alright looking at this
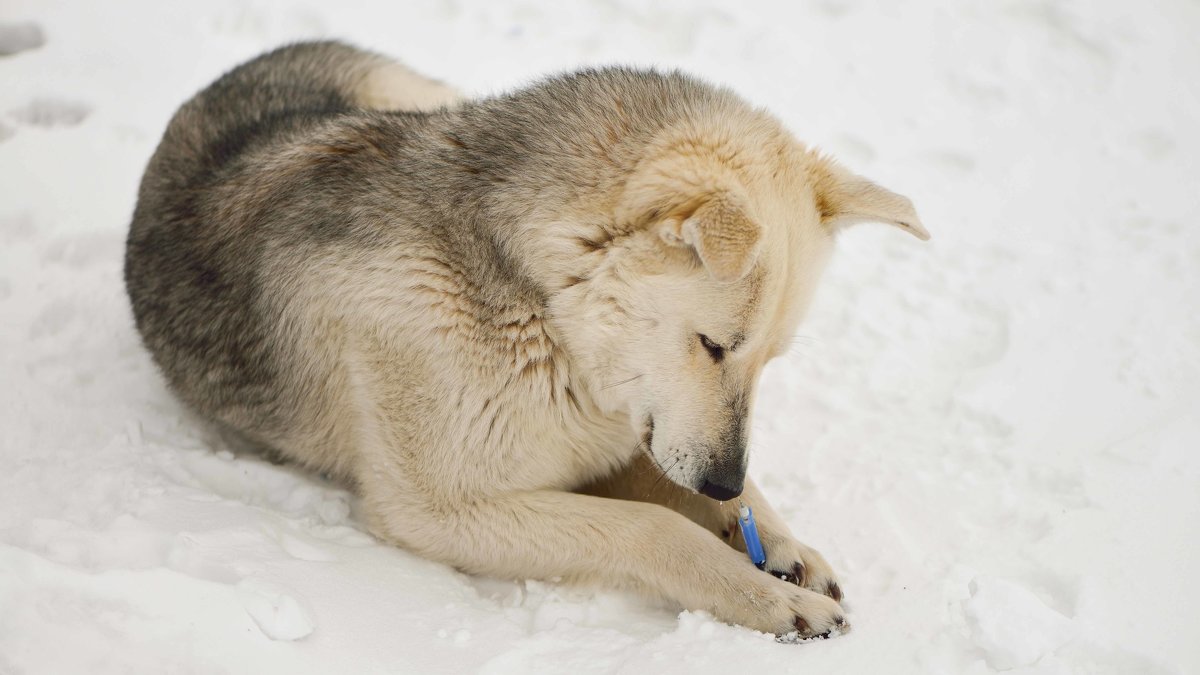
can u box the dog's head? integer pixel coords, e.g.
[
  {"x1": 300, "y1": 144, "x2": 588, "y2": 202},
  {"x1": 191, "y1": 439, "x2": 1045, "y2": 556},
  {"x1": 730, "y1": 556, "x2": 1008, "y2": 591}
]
[{"x1": 557, "y1": 113, "x2": 927, "y2": 500}]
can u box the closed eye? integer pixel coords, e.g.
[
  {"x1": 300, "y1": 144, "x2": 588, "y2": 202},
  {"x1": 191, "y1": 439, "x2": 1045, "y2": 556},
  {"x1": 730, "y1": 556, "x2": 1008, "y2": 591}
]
[{"x1": 697, "y1": 333, "x2": 726, "y2": 362}]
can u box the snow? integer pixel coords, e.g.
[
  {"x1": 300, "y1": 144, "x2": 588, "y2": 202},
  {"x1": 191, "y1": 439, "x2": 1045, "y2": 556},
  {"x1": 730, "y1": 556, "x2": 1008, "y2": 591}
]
[
  {"x1": 964, "y1": 576, "x2": 1076, "y2": 670},
  {"x1": 1, "y1": 0, "x2": 1198, "y2": 673}
]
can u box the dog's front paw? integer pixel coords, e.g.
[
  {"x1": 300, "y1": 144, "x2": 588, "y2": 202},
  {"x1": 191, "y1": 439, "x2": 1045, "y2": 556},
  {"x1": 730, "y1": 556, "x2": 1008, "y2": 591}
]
[
  {"x1": 723, "y1": 578, "x2": 849, "y2": 639},
  {"x1": 760, "y1": 533, "x2": 843, "y2": 603}
]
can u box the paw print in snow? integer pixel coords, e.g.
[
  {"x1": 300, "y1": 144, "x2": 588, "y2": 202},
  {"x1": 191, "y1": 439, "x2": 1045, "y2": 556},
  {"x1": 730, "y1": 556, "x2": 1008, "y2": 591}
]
[
  {"x1": 9, "y1": 98, "x2": 91, "y2": 128},
  {"x1": 0, "y1": 22, "x2": 45, "y2": 56}
]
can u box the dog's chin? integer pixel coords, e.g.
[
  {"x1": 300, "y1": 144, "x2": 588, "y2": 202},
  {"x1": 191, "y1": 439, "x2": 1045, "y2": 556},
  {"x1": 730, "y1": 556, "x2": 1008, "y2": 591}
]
[
  {"x1": 649, "y1": 451, "x2": 690, "y2": 488},
  {"x1": 645, "y1": 447, "x2": 705, "y2": 495},
  {"x1": 639, "y1": 414, "x2": 705, "y2": 493}
]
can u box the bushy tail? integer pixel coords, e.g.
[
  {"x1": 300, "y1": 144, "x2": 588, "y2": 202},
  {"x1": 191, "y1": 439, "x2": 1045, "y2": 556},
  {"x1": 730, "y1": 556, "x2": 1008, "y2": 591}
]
[{"x1": 157, "y1": 41, "x2": 395, "y2": 179}]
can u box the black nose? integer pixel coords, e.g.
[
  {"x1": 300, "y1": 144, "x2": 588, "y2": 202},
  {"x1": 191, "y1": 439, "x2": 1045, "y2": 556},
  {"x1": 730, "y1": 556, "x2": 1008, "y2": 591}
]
[
  {"x1": 697, "y1": 398, "x2": 750, "y2": 502},
  {"x1": 699, "y1": 479, "x2": 743, "y2": 502}
]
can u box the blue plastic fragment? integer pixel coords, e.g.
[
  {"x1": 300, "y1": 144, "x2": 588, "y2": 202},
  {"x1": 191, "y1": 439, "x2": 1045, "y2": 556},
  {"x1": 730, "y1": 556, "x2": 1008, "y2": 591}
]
[{"x1": 737, "y1": 501, "x2": 767, "y2": 570}]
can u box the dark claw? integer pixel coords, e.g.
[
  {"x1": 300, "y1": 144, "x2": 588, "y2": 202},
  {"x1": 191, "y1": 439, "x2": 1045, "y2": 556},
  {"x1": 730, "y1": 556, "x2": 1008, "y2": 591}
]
[
  {"x1": 781, "y1": 615, "x2": 848, "y2": 642},
  {"x1": 792, "y1": 562, "x2": 807, "y2": 587},
  {"x1": 827, "y1": 581, "x2": 843, "y2": 602},
  {"x1": 804, "y1": 616, "x2": 847, "y2": 641},
  {"x1": 770, "y1": 561, "x2": 807, "y2": 586}
]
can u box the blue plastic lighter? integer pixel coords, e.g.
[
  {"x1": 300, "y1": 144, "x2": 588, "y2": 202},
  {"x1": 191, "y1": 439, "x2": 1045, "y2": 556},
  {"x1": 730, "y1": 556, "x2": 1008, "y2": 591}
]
[{"x1": 736, "y1": 500, "x2": 767, "y2": 570}]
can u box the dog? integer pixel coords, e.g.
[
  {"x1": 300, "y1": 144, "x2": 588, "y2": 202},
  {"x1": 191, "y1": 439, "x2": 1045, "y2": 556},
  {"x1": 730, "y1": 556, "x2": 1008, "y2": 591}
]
[{"x1": 125, "y1": 41, "x2": 927, "y2": 638}]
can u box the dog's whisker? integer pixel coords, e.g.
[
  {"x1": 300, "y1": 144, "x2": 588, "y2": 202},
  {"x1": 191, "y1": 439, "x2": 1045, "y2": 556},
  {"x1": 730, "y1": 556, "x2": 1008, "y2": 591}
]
[
  {"x1": 601, "y1": 373, "x2": 644, "y2": 391},
  {"x1": 649, "y1": 466, "x2": 671, "y2": 495},
  {"x1": 649, "y1": 450, "x2": 684, "y2": 496}
]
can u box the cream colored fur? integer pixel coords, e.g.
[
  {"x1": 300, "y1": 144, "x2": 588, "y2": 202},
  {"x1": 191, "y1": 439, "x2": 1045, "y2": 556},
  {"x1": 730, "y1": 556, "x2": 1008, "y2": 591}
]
[
  {"x1": 354, "y1": 60, "x2": 463, "y2": 111},
  {"x1": 269, "y1": 60, "x2": 926, "y2": 637}
]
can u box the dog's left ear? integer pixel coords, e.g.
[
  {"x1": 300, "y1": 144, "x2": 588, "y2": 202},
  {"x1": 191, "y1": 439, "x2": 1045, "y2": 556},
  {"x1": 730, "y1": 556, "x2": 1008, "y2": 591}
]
[
  {"x1": 658, "y1": 195, "x2": 762, "y2": 282},
  {"x1": 817, "y1": 166, "x2": 930, "y2": 241}
]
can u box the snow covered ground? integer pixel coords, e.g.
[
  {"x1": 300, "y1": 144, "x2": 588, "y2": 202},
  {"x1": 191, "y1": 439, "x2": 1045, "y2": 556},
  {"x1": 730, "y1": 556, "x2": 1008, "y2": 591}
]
[{"x1": 2, "y1": 0, "x2": 1198, "y2": 672}]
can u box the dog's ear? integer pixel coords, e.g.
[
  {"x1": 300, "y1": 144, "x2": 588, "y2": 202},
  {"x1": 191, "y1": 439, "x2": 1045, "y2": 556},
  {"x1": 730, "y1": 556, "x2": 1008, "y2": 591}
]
[
  {"x1": 658, "y1": 195, "x2": 761, "y2": 282},
  {"x1": 816, "y1": 165, "x2": 929, "y2": 241}
]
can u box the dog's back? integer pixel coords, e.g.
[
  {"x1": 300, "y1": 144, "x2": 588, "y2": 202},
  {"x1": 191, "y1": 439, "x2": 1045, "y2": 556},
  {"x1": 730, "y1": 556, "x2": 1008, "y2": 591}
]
[{"x1": 124, "y1": 42, "x2": 458, "y2": 459}]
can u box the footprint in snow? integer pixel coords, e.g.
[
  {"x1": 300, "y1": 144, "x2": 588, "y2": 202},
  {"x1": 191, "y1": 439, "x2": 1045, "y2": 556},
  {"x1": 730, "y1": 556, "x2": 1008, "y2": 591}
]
[
  {"x1": 0, "y1": 212, "x2": 36, "y2": 243},
  {"x1": 8, "y1": 98, "x2": 91, "y2": 128},
  {"x1": 237, "y1": 579, "x2": 316, "y2": 641},
  {"x1": 0, "y1": 22, "x2": 45, "y2": 56},
  {"x1": 28, "y1": 298, "x2": 77, "y2": 339}
]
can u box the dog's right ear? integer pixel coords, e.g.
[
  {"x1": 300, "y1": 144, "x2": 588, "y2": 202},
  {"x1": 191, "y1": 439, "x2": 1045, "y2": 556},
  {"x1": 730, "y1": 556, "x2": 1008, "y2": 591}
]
[{"x1": 657, "y1": 195, "x2": 762, "y2": 283}]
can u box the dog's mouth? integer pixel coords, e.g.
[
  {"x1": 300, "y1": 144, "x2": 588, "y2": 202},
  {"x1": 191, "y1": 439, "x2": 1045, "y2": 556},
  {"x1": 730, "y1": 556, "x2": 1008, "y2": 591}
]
[
  {"x1": 639, "y1": 414, "x2": 654, "y2": 455},
  {"x1": 640, "y1": 413, "x2": 683, "y2": 485}
]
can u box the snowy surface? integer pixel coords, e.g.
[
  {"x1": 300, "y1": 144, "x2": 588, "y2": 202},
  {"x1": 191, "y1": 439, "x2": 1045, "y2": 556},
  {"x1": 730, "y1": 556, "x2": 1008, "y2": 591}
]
[{"x1": 2, "y1": 0, "x2": 1198, "y2": 673}]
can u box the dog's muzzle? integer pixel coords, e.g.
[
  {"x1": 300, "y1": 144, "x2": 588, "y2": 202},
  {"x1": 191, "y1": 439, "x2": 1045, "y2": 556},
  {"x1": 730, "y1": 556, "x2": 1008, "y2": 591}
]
[{"x1": 698, "y1": 447, "x2": 746, "y2": 501}]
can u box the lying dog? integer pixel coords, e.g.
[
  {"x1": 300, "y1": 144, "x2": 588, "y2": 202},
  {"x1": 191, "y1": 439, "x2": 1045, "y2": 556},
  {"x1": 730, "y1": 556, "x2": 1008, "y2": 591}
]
[{"x1": 125, "y1": 41, "x2": 926, "y2": 638}]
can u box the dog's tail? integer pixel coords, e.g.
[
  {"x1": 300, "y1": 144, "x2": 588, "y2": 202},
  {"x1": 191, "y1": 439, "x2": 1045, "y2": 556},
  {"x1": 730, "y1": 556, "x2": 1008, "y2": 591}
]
[{"x1": 152, "y1": 41, "x2": 459, "y2": 182}]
